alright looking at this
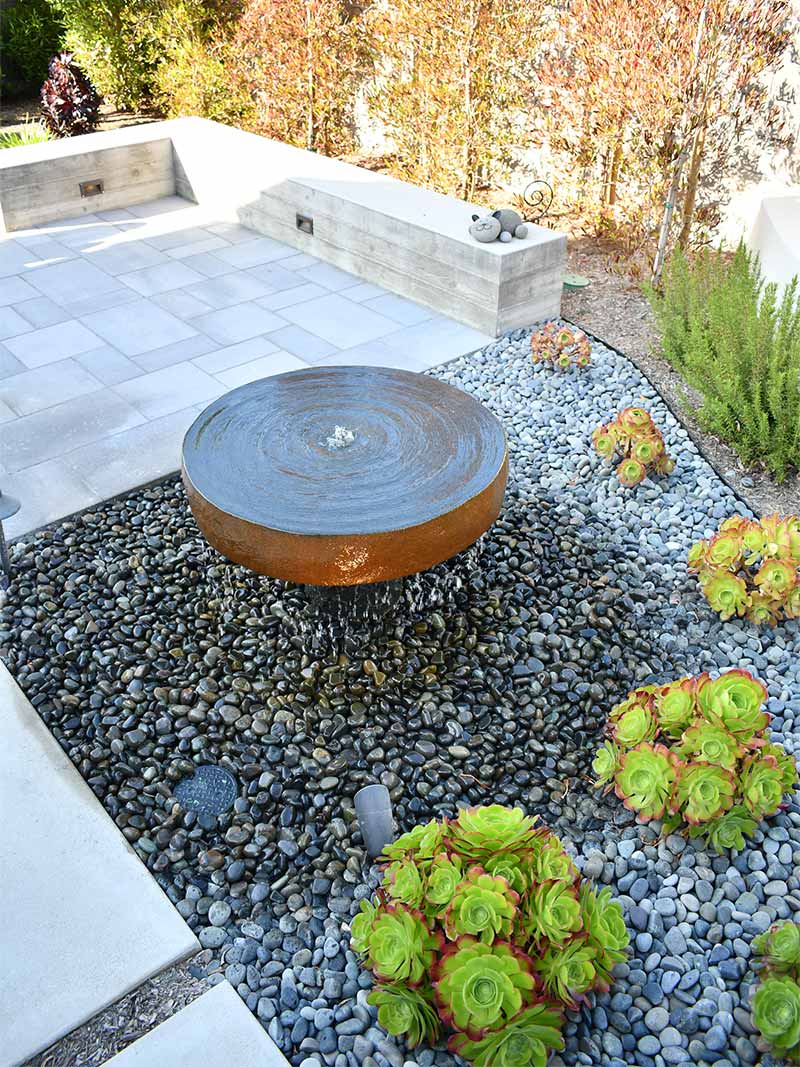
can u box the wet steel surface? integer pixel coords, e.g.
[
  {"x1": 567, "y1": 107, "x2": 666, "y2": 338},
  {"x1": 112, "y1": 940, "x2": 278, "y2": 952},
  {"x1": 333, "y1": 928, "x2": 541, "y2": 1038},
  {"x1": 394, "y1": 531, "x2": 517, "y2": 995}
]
[{"x1": 182, "y1": 365, "x2": 508, "y2": 586}]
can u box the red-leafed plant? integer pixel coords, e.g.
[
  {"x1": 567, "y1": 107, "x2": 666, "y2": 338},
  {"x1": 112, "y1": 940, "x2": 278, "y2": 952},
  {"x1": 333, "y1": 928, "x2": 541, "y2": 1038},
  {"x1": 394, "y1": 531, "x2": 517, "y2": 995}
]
[{"x1": 40, "y1": 52, "x2": 101, "y2": 138}]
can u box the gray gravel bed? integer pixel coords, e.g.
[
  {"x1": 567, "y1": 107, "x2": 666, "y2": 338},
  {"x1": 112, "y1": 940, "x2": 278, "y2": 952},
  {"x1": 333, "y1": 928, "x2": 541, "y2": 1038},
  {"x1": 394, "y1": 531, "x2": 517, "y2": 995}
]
[{"x1": 2, "y1": 326, "x2": 799, "y2": 1067}]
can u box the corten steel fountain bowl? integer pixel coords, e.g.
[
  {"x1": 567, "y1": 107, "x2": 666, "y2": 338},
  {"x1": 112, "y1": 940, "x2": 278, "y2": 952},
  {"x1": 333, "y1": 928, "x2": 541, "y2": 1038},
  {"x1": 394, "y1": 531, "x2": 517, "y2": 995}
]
[{"x1": 182, "y1": 365, "x2": 508, "y2": 587}]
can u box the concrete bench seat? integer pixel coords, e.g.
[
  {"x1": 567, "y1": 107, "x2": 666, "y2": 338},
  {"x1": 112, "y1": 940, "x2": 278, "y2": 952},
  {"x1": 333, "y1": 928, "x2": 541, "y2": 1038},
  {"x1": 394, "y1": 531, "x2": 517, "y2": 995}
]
[{"x1": 0, "y1": 117, "x2": 565, "y2": 335}]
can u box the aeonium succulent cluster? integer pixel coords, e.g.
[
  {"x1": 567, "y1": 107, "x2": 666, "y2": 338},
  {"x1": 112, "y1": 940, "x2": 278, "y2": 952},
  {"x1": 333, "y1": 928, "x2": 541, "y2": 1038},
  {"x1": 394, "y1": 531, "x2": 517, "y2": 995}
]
[
  {"x1": 751, "y1": 921, "x2": 800, "y2": 1062},
  {"x1": 688, "y1": 513, "x2": 800, "y2": 624},
  {"x1": 530, "y1": 322, "x2": 591, "y2": 371},
  {"x1": 351, "y1": 805, "x2": 629, "y2": 1067},
  {"x1": 591, "y1": 407, "x2": 675, "y2": 487},
  {"x1": 593, "y1": 670, "x2": 797, "y2": 853}
]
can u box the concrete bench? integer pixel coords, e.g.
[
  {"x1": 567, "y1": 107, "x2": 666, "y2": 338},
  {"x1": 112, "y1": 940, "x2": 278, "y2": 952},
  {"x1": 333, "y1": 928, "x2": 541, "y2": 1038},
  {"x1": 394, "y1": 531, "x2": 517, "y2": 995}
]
[{"x1": 0, "y1": 117, "x2": 565, "y2": 335}]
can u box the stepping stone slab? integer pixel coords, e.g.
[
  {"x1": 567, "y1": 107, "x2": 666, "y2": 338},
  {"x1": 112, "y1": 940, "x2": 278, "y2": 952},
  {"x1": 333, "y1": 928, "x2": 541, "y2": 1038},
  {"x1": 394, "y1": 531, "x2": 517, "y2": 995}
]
[
  {"x1": 0, "y1": 664, "x2": 198, "y2": 1067},
  {"x1": 104, "y1": 981, "x2": 288, "y2": 1066}
]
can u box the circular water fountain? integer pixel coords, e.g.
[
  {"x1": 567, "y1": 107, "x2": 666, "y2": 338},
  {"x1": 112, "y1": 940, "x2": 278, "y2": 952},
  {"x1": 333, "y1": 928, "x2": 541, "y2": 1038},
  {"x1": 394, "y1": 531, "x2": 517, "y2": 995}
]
[{"x1": 182, "y1": 365, "x2": 508, "y2": 586}]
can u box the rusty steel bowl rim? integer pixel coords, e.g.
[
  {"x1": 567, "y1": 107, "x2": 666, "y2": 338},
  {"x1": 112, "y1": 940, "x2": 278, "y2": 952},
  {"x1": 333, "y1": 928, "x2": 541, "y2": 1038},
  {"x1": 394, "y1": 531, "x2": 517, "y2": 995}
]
[{"x1": 181, "y1": 366, "x2": 508, "y2": 586}]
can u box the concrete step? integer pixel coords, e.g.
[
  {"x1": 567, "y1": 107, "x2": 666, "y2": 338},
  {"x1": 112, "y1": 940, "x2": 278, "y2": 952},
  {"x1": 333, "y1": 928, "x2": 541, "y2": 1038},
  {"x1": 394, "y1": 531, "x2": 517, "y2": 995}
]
[
  {"x1": 0, "y1": 663, "x2": 199, "y2": 1067},
  {"x1": 103, "y1": 982, "x2": 288, "y2": 1067}
]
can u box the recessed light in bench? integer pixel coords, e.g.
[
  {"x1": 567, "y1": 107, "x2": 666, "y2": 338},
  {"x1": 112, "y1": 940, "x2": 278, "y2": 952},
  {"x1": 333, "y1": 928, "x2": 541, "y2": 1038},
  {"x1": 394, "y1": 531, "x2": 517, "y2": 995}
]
[
  {"x1": 296, "y1": 212, "x2": 313, "y2": 234},
  {"x1": 79, "y1": 179, "x2": 104, "y2": 198}
]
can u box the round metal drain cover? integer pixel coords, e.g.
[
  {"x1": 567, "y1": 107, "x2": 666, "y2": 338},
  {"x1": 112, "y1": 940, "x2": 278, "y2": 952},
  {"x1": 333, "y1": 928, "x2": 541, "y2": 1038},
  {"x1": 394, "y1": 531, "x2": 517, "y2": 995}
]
[{"x1": 174, "y1": 765, "x2": 238, "y2": 816}]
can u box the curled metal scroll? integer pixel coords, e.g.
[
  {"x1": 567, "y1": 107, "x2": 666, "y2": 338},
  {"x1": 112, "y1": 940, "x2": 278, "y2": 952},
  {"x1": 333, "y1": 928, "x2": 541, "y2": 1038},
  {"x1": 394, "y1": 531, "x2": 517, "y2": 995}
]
[{"x1": 521, "y1": 179, "x2": 554, "y2": 223}]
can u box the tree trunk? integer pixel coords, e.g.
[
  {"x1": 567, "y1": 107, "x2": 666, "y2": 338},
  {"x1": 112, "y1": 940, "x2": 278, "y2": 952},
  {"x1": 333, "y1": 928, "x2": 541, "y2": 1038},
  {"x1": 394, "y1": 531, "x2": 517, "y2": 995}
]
[
  {"x1": 677, "y1": 123, "x2": 706, "y2": 249},
  {"x1": 305, "y1": 7, "x2": 316, "y2": 151},
  {"x1": 607, "y1": 139, "x2": 623, "y2": 206},
  {"x1": 652, "y1": 146, "x2": 689, "y2": 285}
]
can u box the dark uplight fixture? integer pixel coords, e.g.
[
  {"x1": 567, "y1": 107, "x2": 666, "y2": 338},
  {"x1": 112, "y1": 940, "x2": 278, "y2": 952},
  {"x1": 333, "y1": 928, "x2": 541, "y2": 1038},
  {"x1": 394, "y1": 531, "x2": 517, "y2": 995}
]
[{"x1": 0, "y1": 490, "x2": 20, "y2": 584}]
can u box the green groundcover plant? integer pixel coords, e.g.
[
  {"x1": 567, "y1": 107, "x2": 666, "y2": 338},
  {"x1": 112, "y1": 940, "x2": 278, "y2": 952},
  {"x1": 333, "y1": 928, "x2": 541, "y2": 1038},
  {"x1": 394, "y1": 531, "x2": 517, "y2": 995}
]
[
  {"x1": 689, "y1": 513, "x2": 800, "y2": 624},
  {"x1": 593, "y1": 670, "x2": 798, "y2": 853},
  {"x1": 752, "y1": 921, "x2": 800, "y2": 1062},
  {"x1": 351, "y1": 805, "x2": 629, "y2": 1067},
  {"x1": 530, "y1": 323, "x2": 591, "y2": 371},
  {"x1": 645, "y1": 243, "x2": 800, "y2": 481},
  {"x1": 592, "y1": 406, "x2": 675, "y2": 487}
]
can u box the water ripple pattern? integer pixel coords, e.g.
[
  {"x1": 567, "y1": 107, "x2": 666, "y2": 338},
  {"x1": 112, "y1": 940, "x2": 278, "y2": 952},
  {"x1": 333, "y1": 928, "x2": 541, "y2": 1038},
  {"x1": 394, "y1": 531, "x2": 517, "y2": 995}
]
[{"x1": 182, "y1": 366, "x2": 507, "y2": 536}]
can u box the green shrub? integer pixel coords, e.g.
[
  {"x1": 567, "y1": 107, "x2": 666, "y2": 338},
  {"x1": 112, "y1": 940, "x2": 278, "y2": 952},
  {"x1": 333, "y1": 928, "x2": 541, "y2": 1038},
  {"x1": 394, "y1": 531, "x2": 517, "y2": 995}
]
[
  {"x1": 688, "y1": 514, "x2": 800, "y2": 624},
  {"x1": 752, "y1": 922, "x2": 800, "y2": 1061},
  {"x1": 350, "y1": 805, "x2": 629, "y2": 1064},
  {"x1": 0, "y1": 0, "x2": 64, "y2": 98},
  {"x1": 593, "y1": 670, "x2": 798, "y2": 853},
  {"x1": 645, "y1": 243, "x2": 800, "y2": 481},
  {"x1": 0, "y1": 120, "x2": 52, "y2": 149},
  {"x1": 50, "y1": 0, "x2": 165, "y2": 108}
]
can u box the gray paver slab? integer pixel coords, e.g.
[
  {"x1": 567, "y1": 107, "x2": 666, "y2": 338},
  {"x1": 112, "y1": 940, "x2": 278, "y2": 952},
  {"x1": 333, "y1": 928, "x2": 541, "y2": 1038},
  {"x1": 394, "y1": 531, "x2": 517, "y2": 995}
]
[
  {"x1": 0, "y1": 357, "x2": 102, "y2": 416},
  {"x1": 113, "y1": 362, "x2": 221, "y2": 419},
  {"x1": 279, "y1": 292, "x2": 398, "y2": 348},
  {"x1": 80, "y1": 299, "x2": 198, "y2": 357},
  {"x1": 0, "y1": 455, "x2": 98, "y2": 535},
  {"x1": 5, "y1": 319, "x2": 104, "y2": 368},
  {"x1": 0, "y1": 664, "x2": 199, "y2": 1067},
  {"x1": 24, "y1": 258, "x2": 124, "y2": 305},
  {"x1": 191, "y1": 302, "x2": 285, "y2": 344},
  {"x1": 104, "y1": 982, "x2": 287, "y2": 1067},
  {"x1": 0, "y1": 388, "x2": 145, "y2": 472},
  {"x1": 60, "y1": 403, "x2": 205, "y2": 498},
  {"x1": 215, "y1": 350, "x2": 307, "y2": 389},
  {"x1": 13, "y1": 294, "x2": 71, "y2": 329}
]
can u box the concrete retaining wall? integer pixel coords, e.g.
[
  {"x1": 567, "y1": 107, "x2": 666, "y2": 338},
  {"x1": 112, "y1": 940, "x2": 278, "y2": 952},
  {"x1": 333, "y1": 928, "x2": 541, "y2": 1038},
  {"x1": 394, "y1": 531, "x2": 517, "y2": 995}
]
[{"x1": 0, "y1": 117, "x2": 566, "y2": 335}]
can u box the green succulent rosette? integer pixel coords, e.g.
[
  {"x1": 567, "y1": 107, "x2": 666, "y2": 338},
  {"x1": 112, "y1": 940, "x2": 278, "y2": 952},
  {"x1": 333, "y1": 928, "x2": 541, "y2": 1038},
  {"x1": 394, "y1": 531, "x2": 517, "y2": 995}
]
[
  {"x1": 382, "y1": 819, "x2": 447, "y2": 865},
  {"x1": 532, "y1": 839, "x2": 578, "y2": 886},
  {"x1": 578, "y1": 885, "x2": 629, "y2": 981},
  {"x1": 752, "y1": 976, "x2": 800, "y2": 1055},
  {"x1": 484, "y1": 852, "x2": 529, "y2": 896},
  {"x1": 368, "y1": 985, "x2": 441, "y2": 1046},
  {"x1": 617, "y1": 406, "x2": 654, "y2": 435},
  {"x1": 443, "y1": 867, "x2": 519, "y2": 944},
  {"x1": 533, "y1": 936, "x2": 598, "y2": 1006},
  {"x1": 351, "y1": 897, "x2": 380, "y2": 955},
  {"x1": 746, "y1": 592, "x2": 782, "y2": 625},
  {"x1": 385, "y1": 857, "x2": 426, "y2": 908},
  {"x1": 689, "y1": 805, "x2": 757, "y2": 853},
  {"x1": 433, "y1": 937, "x2": 535, "y2": 1037},
  {"x1": 700, "y1": 570, "x2": 749, "y2": 620},
  {"x1": 425, "y1": 853, "x2": 464, "y2": 912},
  {"x1": 592, "y1": 740, "x2": 621, "y2": 788},
  {"x1": 523, "y1": 880, "x2": 582, "y2": 948},
  {"x1": 740, "y1": 753, "x2": 787, "y2": 820},
  {"x1": 447, "y1": 805, "x2": 541, "y2": 863},
  {"x1": 697, "y1": 670, "x2": 769, "y2": 739},
  {"x1": 631, "y1": 434, "x2": 663, "y2": 465},
  {"x1": 755, "y1": 558, "x2": 797, "y2": 599},
  {"x1": 654, "y1": 677, "x2": 698, "y2": 738},
  {"x1": 754, "y1": 922, "x2": 800, "y2": 975},
  {"x1": 611, "y1": 703, "x2": 657, "y2": 747},
  {"x1": 787, "y1": 586, "x2": 800, "y2": 619},
  {"x1": 677, "y1": 723, "x2": 742, "y2": 769},
  {"x1": 449, "y1": 1002, "x2": 565, "y2": 1067},
  {"x1": 704, "y1": 530, "x2": 744, "y2": 570},
  {"x1": 592, "y1": 425, "x2": 617, "y2": 460},
  {"x1": 357, "y1": 902, "x2": 441, "y2": 985},
  {"x1": 671, "y1": 761, "x2": 735, "y2": 825},
  {"x1": 617, "y1": 457, "x2": 646, "y2": 487},
  {"x1": 614, "y1": 743, "x2": 676, "y2": 820},
  {"x1": 759, "y1": 743, "x2": 799, "y2": 791}
]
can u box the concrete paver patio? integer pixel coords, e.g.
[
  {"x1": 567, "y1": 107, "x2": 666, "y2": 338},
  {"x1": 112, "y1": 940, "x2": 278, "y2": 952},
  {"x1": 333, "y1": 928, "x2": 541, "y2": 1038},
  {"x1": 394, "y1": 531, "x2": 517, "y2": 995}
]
[
  {"x1": 0, "y1": 663, "x2": 199, "y2": 1067},
  {"x1": 0, "y1": 196, "x2": 494, "y2": 538}
]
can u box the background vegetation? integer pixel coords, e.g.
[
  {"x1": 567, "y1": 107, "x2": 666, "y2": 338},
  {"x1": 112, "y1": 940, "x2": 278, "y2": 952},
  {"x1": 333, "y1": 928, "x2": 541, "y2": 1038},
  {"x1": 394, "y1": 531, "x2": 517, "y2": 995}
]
[{"x1": 1, "y1": 0, "x2": 794, "y2": 272}]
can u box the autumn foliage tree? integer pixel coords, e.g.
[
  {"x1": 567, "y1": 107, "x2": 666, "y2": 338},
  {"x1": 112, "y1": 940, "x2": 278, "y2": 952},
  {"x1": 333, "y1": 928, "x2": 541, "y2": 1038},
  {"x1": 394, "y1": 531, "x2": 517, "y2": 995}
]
[
  {"x1": 367, "y1": 0, "x2": 547, "y2": 200},
  {"x1": 540, "y1": 0, "x2": 793, "y2": 276},
  {"x1": 227, "y1": 0, "x2": 374, "y2": 155}
]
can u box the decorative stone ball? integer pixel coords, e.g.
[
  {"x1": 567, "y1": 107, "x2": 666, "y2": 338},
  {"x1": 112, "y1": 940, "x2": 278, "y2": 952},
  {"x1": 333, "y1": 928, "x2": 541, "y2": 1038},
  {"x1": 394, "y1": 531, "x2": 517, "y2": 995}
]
[
  {"x1": 499, "y1": 231, "x2": 512, "y2": 242},
  {"x1": 514, "y1": 223, "x2": 529, "y2": 238},
  {"x1": 469, "y1": 215, "x2": 502, "y2": 243}
]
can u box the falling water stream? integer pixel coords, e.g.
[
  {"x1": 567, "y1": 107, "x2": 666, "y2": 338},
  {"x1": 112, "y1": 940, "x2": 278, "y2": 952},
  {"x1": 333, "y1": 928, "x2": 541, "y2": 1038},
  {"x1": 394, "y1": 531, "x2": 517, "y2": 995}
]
[{"x1": 195, "y1": 535, "x2": 486, "y2": 650}]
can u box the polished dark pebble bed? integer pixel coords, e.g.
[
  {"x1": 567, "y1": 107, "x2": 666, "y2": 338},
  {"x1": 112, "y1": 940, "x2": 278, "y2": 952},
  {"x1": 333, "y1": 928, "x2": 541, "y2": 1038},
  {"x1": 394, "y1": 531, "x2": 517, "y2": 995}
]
[{"x1": 1, "y1": 326, "x2": 798, "y2": 1067}]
